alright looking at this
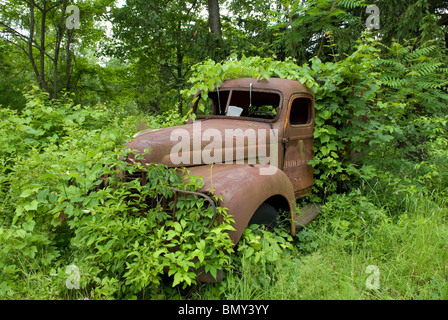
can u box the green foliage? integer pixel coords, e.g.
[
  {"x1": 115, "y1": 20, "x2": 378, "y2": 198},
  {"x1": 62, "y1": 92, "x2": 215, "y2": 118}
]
[
  {"x1": 0, "y1": 40, "x2": 29, "y2": 109},
  {"x1": 0, "y1": 87, "x2": 114, "y2": 159},
  {"x1": 146, "y1": 110, "x2": 190, "y2": 129},
  {"x1": 268, "y1": 0, "x2": 366, "y2": 62},
  {"x1": 0, "y1": 89, "x2": 234, "y2": 299},
  {"x1": 377, "y1": 41, "x2": 448, "y2": 114},
  {"x1": 107, "y1": 0, "x2": 217, "y2": 115},
  {"x1": 375, "y1": 0, "x2": 448, "y2": 45},
  {"x1": 1, "y1": 0, "x2": 448, "y2": 301},
  {"x1": 305, "y1": 190, "x2": 388, "y2": 252},
  {"x1": 63, "y1": 159, "x2": 234, "y2": 298},
  {"x1": 221, "y1": 225, "x2": 298, "y2": 299},
  {"x1": 185, "y1": 31, "x2": 448, "y2": 202},
  {"x1": 372, "y1": 40, "x2": 448, "y2": 164},
  {"x1": 0, "y1": 0, "x2": 110, "y2": 98},
  {"x1": 237, "y1": 225, "x2": 294, "y2": 264},
  {"x1": 0, "y1": 90, "x2": 122, "y2": 298},
  {"x1": 183, "y1": 54, "x2": 318, "y2": 105},
  {"x1": 307, "y1": 35, "x2": 385, "y2": 198}
]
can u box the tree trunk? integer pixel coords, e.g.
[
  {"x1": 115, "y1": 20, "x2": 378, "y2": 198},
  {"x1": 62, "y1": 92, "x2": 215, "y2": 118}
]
[
  {"x1": 207, "y1": 0, "x2": 222, "y2": 37},
  {"x1": 65, "y1": 30, "x2": 73, "y2": 91},
  {"x1": 54, "y1": 0, "x2": 69, "y2": 99},
  {"x1": 177, "y1": 51, "x2": 183, "y2": 116},
  {"x1": 28, "y1": 1, "x2": 45, "y2": 92}
]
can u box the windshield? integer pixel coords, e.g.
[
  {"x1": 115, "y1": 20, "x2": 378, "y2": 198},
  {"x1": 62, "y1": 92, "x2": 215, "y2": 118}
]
[{"x1": 195, "y1": 89, "x2": 281, "y2": 121}]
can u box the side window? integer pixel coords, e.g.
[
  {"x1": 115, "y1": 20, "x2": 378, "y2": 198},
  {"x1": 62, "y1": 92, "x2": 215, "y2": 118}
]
[{"x1": 290, "y1": 97, "x2": 311, "y2": 125}]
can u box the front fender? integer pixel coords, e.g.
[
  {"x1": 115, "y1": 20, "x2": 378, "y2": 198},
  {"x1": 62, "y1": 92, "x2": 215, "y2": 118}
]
[{"x1": 187, "y1": 164, "x2": 296, "y2": 244}]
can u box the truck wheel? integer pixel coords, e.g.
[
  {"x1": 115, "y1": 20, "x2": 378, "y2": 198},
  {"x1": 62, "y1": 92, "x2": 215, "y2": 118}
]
[{"x1": 248, "y1": 203, "x2": 279, "y2": 230}]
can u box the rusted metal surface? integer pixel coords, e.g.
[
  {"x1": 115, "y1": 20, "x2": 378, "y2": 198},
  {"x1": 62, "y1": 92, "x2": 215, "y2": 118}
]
[
  {"x1": 124, "y1": 77, "x2": 316, "y2": 245},
  {"x1": 186, "y1": 163, "x2": 297, "y2": 244},
  {"x1": 282, "y1": 93, "x2": 315, "y2": 196},
  {"x1": 127, "y1": 78, "x2": 315, "y2": 197},
  {"x1": 127, "y1": 119, "x2": 277, "y2": 167},
  {"x1": 215, "y1": 77, "x2": 314, "y2": 100}
]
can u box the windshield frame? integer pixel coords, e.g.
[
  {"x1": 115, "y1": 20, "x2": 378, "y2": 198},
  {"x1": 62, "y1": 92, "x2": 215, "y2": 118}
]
[{"x1": 194, "y1": 88, "x2": 284, "y2": 123}]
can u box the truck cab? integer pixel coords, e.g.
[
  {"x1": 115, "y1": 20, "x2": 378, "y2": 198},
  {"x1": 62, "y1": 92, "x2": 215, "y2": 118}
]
[{"x1": 191, "y1": 78, "x2": 315, "y2": 199}]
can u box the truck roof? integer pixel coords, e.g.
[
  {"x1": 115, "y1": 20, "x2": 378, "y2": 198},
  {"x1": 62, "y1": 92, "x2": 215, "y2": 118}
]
[{"x1": 219, "y1": 77, "x2": 314, "y2": 98}]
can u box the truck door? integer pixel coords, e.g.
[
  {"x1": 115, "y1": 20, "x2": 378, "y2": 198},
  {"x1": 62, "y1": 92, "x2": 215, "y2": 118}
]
[{"x1": 282, "y1": 94, "x2": 315, "y2": 198}]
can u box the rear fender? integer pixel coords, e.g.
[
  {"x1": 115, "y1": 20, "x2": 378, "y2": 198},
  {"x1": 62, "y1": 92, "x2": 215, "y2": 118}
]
[{"x1": 187, "y1": 164, "x2": 296, "y2": 244}]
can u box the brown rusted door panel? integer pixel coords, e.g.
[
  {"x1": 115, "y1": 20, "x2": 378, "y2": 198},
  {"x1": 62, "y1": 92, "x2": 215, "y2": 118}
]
[
  {"x1": 283, "y1": 94, "x2": 315, "y2": 197},
  {"x1": 283, "y1": 138, "x2": 314, "y2": 191}
]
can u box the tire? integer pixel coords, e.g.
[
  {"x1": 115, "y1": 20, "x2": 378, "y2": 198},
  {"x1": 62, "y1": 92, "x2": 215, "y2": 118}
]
[{"x1": 248, "y1": 203, "x2": 279, "y2": 230}]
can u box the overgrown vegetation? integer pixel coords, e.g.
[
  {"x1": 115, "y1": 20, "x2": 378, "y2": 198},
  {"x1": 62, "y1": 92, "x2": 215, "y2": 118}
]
[
  {"x1": 1, "y1": 0, "x2": 448, "y2": 300},
  {"x1": 0, "y1": 90, "x2": 235, "y2": 299}
]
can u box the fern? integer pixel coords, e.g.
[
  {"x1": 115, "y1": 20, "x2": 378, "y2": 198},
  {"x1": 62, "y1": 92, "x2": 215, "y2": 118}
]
[
  {"x1": 376, "y1": 40, "x2": 448, "y2": 115},
  {"x1": 405, "y1": 45, "x2": 438, "y2": 61},
  {"x1": 338, "y1": 0, "x2": 367, "y2": 9},
  {"x1": 413, "y1": 62, "x2": 444, "y2": 77},
  {"x1": 381, "y1": 78, "x2": 408, "y2": 89},
  {"x1": 376, "y1": 59, "x2": 407, "y2": 73},
  {"x1": 418, "y1": 81, "x2": 442, "y2": 90}
]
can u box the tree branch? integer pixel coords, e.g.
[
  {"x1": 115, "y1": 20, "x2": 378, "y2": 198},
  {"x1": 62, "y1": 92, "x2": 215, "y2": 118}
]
[
  {"x1": 186, "y1": 0, "x2": 199, "y2": 19},
  {"x1": 28, "y1": 1, "x2": 41, "y2": 87},
  {"x1": 0, "y1": 21, "x2": 55, "y2": 62},
  {"x1": 39, "y1": 0, "x2": 47, "y2": 91},
  {"x1": 47, "y1": 0, "x2": 64, "y2": 12},
  {"x1": 53, "y1": 0, "x2": 69, "y2": 97},
  {"x1": 28, "y1": 0, "x2": 42, "y2": 12}
]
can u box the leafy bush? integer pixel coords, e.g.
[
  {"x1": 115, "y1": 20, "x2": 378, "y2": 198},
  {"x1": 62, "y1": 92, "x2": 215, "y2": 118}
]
[
  {"x1": 221, "y1": 225, "x2": 296, "y2": 299},
  {"x1": 0, "y1": 89, "x2": 235, "y2": 299},
  {"x1": 64, "y1": 158, "x2": 234, "y2": 299}
]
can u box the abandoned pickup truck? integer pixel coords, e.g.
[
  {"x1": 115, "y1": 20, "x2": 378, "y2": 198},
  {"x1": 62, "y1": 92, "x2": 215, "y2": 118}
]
[{"x1": 122, "y1": 78, "x2": 319, "y2": 278}]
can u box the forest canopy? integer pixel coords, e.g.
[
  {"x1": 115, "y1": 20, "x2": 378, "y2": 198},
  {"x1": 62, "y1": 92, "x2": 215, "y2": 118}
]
[{"x1": 1, "y1": 0, "x2": 447, "y2": 113}]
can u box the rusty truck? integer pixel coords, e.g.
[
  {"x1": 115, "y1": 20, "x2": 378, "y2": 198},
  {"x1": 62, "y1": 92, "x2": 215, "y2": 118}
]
[{"x1": 121, "y1": 77, "x2": 320, "y2": 280}]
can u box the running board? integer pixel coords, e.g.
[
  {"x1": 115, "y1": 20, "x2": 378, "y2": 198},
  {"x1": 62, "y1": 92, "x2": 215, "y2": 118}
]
[{"x1": 295, "y1": 203, "x2": 322, "y2": 230}]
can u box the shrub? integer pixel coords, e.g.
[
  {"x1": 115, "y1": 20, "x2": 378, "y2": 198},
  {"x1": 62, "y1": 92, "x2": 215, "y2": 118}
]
[{"x1": 0, "y1": 89, "x2": 235, "y2": 299}]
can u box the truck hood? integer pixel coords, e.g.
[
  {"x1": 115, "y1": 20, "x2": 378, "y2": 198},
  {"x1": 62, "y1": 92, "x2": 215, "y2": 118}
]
[{"x1": 125, "y1": 119, "x2": 277, "y2": 167}]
